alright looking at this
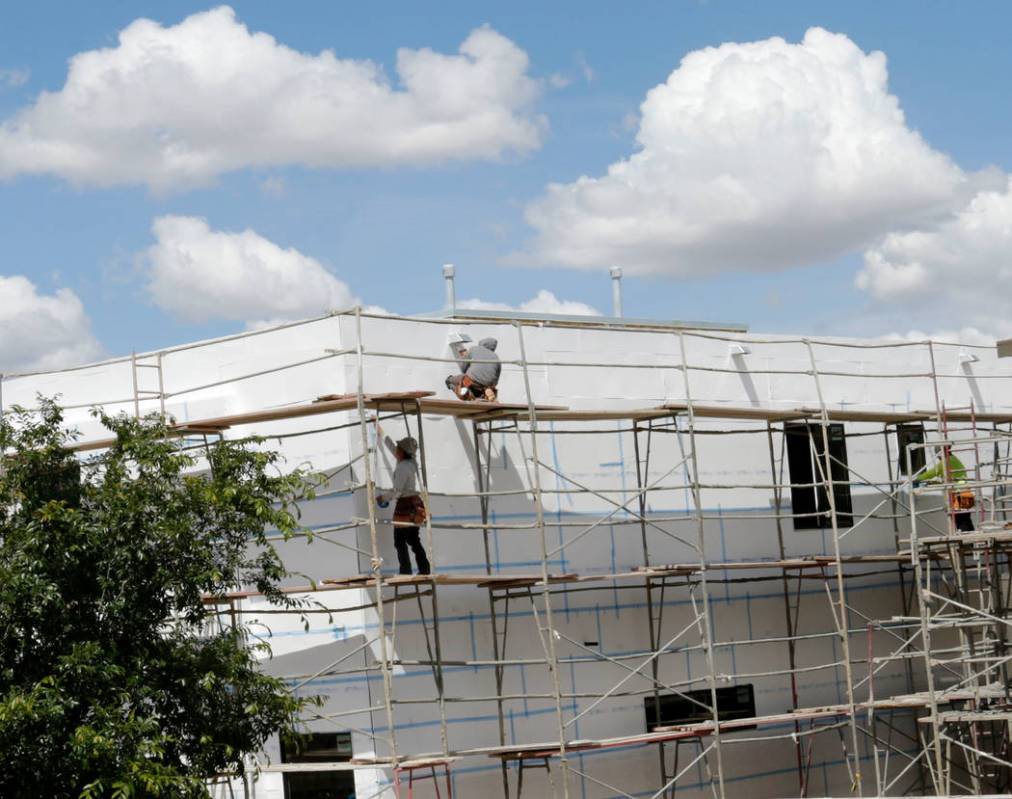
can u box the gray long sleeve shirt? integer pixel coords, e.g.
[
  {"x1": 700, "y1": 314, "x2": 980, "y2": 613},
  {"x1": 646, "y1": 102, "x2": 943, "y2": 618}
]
[
  {"x1": 381, "y1": 435, "x2": 418, "y2": 502},
  {"x1": 456, "y1": 337, "x2": 501, "y2": 387}
]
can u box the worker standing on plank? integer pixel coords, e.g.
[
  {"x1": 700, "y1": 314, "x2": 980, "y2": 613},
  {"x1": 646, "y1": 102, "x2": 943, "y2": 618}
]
[
  {"x1": 376, "y1": 436, "x2": 430, "y2": 575},
  {"x1": 446, "y1": 337, "x2": 501, "y2": 402},
  {"x1": 918, "y1": 446, "x2": 975, "y2": 532}
]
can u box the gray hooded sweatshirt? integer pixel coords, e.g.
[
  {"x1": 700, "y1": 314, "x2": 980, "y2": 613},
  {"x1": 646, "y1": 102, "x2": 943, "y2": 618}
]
[{"x1": 457, "y1": 337, "x2": 501, "y2": 387}]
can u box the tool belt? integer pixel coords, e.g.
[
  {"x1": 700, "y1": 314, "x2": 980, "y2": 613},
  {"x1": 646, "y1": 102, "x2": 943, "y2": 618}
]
[
  {"x1": 457, "y1": 374, "x2": 477, "y2": 400},
  {"x1": 950, "y1": 490, "x2": 975, "y2": 511},
  {"x1": 394, "y1": 495, "x2": 427, "y2": 525},
  {"x1": 456, "y1": 374, "x2": 497, "y2": 402}
]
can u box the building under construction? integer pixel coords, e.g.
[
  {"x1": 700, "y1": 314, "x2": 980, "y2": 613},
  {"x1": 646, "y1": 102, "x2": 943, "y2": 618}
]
[{"x1": 3, "y1": 305, "x2": 1012, "y2": 799}]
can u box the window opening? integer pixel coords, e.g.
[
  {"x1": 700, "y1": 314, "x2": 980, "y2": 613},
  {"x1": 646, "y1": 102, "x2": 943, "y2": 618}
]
[
  {"x1": 785, "y1": 422, "x2": 853, "y2": 530},
  {"x1": 281, "y1": 732, "x2": 356, "y2": 799},
  {"x1": 896, "y1": 423, "x2": 926, "y2": 477},
  {"x1": 644, "y1": 684, "x2": 756, "y2": 732}
]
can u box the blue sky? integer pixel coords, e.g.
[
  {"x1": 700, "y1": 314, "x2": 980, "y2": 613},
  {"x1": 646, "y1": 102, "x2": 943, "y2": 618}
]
[{"x1": 2, "y1": 1, "x2": 1012, "y2": 370}]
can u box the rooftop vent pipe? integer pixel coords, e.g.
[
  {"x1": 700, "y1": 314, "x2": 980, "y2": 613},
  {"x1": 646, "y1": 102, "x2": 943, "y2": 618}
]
[
  {"x1": 442, "y1": 263, "x2": 456, "y2": 315},
  {"x1": 610, "y1": 266, "x2": 623, "y2": 318}
]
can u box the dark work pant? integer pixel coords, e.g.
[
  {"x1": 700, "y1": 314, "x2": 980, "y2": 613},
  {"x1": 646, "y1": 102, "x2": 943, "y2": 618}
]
[
  {"x1": 955, "y1": 511, "x2": 975, "y2": 532},
  {"x1": 394, "y1": 526, "x2": 430, "y2": 575}
]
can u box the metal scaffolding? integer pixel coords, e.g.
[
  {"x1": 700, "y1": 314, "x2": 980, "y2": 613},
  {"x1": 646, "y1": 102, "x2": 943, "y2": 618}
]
[{"x1": 8, "y1": 307, "x2": 1012, "y2": 798}]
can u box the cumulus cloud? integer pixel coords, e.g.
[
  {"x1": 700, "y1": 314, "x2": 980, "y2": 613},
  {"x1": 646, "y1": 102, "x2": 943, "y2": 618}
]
[
  {"x1": 517, "y1": 26, "x2": 1012, "y2": 340},
  {"x1": 142, "y1": 216, "x2": 356, "y2": 324},
  {"x1": 0, "y1": 276, "x2": 102, "y2": 372},
  {"x1": 523, "y1": 27, "x2": 972, "y2": 275},
  {"x1": 458, "y1": 289, "x2": 600, "y2": 316},
  {"x1": 856, "y1": 177, "x2": 1012, "y2": 337},
  {"x1": 0, "y1": 7, "x2": 543, "y2": 189}
]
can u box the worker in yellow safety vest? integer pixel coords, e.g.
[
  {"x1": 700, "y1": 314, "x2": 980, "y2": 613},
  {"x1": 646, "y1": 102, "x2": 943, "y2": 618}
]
[{"x1": 917, "y1": 448, "x2": 975, "y2": 532}]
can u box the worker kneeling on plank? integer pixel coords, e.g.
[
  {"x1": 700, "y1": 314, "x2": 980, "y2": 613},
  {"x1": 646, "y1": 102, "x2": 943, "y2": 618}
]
[
  {"x1": 376, "y1": 436, "x2": 431, "y2": 575},
  {"x1": 446, "y1": 337, "x2": 501, "y2": 402},
  {"x1": 917, "y1": 446, "x2": 975, "y2": 532}
]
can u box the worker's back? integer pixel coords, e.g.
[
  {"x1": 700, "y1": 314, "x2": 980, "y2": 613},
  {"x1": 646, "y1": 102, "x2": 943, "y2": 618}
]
[
  {"x1": 464, "y1": 338, "x2": 501, "y2": 387},
  {"x1": 922, "y1": 453, "x2": 969, "y2": 483}
]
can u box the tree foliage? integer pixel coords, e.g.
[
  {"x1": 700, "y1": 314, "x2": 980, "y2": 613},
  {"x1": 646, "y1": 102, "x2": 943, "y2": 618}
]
[{"x1": 0, "y1": 400, "x2": 315, "y2": 797}]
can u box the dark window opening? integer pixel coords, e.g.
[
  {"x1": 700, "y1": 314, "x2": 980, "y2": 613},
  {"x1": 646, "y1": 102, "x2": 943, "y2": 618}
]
[
  {"x1": 896, "y1": 424, "x2": 926, "y2": 477},
  {"x1": 282, "y1": 732, "x2": 355, "y2": 799},
  {"x1": 785, "y1": 423, "x2": 853, "y2": 530},
  {"x1": 644, "y1": 684, "x2": 756, "y2": 732}
]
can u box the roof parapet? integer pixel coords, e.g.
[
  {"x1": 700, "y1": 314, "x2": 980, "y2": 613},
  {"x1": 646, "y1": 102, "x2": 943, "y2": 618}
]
[{"x1": 420, "y1": 308, "x2": 748, "y2": 333}]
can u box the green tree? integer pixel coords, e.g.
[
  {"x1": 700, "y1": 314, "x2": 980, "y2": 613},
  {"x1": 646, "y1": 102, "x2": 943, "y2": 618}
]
[{"x1": 0, "y1": 400, "x2": 315, "y2": 798}]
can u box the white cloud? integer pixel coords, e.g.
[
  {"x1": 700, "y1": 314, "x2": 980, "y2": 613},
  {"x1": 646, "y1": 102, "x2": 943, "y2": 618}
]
[
  {"x1": 0, "y1": 276, "x2": 101, "y2": 372},
  {"x1": 143, "y1": 215, "x2": 356, "y2": 324},
  {"x1": 0, "y1": 68, "x2": 29, "y2": 89},
  {"x1": 458, "y1": 289, "x2": 600, "y2": 316},
  {"x1": 0, "y1": 7, "x2": 543, "y2": 189},
  {"x1": 856, "y1": 177, "x2": 1012, "y2": 338},
  {"x1": 523, "y1": 27, "x2": 971, "y2": 275}
]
